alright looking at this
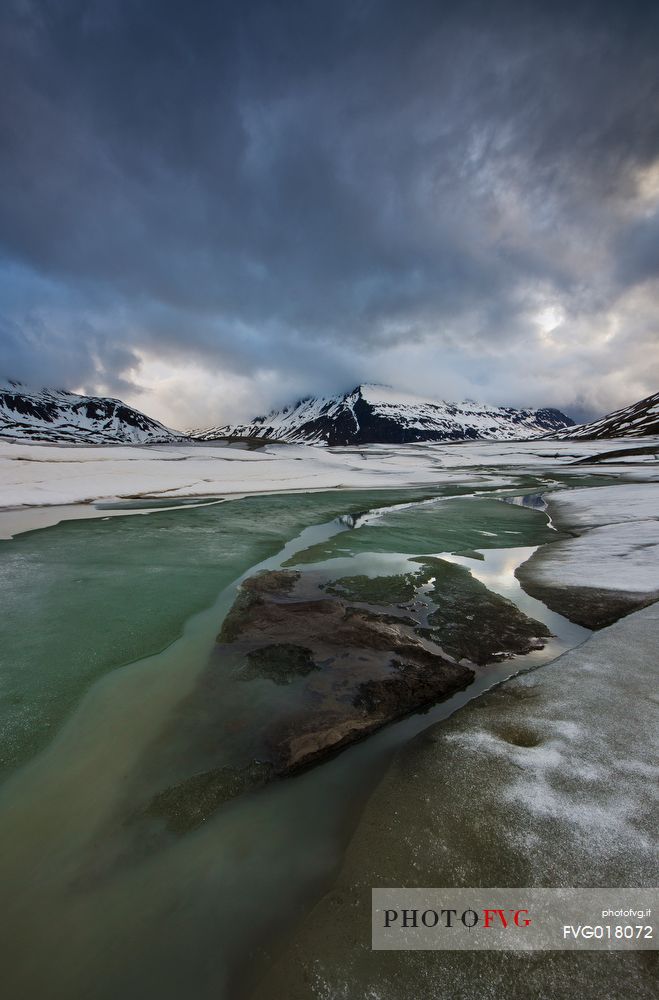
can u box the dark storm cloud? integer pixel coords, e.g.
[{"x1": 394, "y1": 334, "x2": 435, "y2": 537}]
[
  {"x1": 615, "y1": 213, "x2": 659, "y2": 286},
  {"x1": 1, "y1": 0, "x2": 659, "y2": 423}
]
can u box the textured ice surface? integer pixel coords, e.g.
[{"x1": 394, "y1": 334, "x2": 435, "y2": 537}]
[
  {"x1": 546, "y1": 482, "x2": 659, "y2": 529},
  {"x1": 519, "y1": 482, "x2": 659, "y2": 596},
  {"x1": 254, "y1": 603, "x2": 659, "y2": 1000},
  {"x1": 522, "y1": 518, "x2": 659, "y2": 593}
]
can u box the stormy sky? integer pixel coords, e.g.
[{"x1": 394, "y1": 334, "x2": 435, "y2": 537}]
[{"x1": 1, "y1": 0, "x2": 659, "y2": 429}]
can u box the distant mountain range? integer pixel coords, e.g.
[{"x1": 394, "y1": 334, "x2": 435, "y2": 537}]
[
  {"x1": 192, "y1": 384, "x2": 574, "y2": 445},
  {"x1": 0, "y1": 380, "x2": 184, "y2": 444},
  {"x1": 552, "y1": 390, "x2": 659, "y2": 440},
  {"x1": 2, "y1": 378, "x2": 657, "y2": 447}
]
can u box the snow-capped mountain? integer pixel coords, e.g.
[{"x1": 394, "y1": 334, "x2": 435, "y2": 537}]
[
  {"x1": 0, "y1": 380, "x2": 186, "y2": 444},
  {"x1": 193, "y1": 384, "x2": 574, "y2": 446},
  {"x1": 551, "y1": 391, "x2": 659, "y2": 439}
]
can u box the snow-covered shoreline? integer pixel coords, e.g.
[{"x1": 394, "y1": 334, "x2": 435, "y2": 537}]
[
  {"x1": 515, "y1": 481, "x2": 659, "y2": 627},
  {"x1": 2, "y1": 436, "x2": 658, "y2": 510}
]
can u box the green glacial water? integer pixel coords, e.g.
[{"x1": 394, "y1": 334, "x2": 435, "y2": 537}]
[
  {"x1": 0, "y1": 487, "x2": 461, "y2": 774},
  {"x1": 0, "y1": 477, "x2": 601, "y2": 999}
]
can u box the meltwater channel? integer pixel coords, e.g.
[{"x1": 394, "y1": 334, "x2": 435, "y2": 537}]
[{"x1": 0, "y1": 481, "x2": 594, "y2": 999}]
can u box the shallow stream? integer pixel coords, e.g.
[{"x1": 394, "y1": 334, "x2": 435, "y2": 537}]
[{"x1": 0, "y1": 476, "x2": 604, "y2": 998}]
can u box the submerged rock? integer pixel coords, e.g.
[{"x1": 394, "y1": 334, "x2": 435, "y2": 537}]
[
  {"x1": 146, "y1": 760, "x2": 275, "y2": 833},
  {"x1": 218, "y1": 570, "x2": 300, "y2": 642},
  {"x1": 216, "y1": 569, "x2": 476, "y2": 773},
  {"x1": 322, "y1": 572, "x2": 422, "y2": 605},
  {"x1": 145, "y1": 560, "x2": 553, "y2": 830},
  {"x1": 241, "y1": 643, "x2": 319, "y2": 684},
  {"x1": 417, "y1": 557, "x2": 551, "y2": 664},
  {"x1": 271, "y1": 648, "x2": 472, "y2": 773}
]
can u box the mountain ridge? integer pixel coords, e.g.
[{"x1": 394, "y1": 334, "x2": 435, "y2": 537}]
[
  {"x1": 192, "y1": 383, "x2": 574, "y2": 446},
  {"x1": 9, "y1": 379, "x2": 654, "y2": 449},
  {"x1": 0, "y1": 379, "x2": 185, "y2": 444},
  {"x1": 549, "y1": 390, "x2": 659, "y2": 440}
]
